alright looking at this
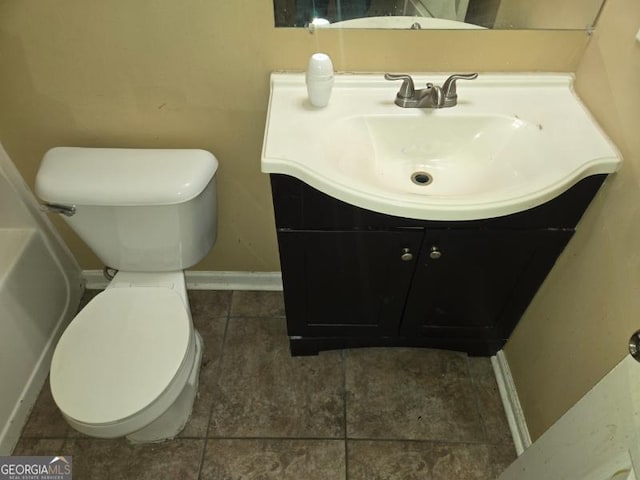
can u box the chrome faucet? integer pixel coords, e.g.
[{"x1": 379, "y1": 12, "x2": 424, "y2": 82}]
[{"x1": 384, "y1": 73, "x2": 478, "y2": 108}]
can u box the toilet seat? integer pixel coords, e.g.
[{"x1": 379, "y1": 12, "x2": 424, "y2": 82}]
[{"x1": 50, "y1": 287, "x2": 194, "y2": 429}]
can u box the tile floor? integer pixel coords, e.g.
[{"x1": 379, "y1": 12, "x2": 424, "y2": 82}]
[{"x1": 13, "y1": 290, "x2": 516, "y2": 479}]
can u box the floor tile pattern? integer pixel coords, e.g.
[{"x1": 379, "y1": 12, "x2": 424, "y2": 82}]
[{"x1": 14, "y1": 290, "x2": 516, "y2": 479}]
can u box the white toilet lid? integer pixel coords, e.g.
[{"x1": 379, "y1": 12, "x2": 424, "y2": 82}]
[{"x1": 50, "y1": 287, "x2": 192, "y2": 425}]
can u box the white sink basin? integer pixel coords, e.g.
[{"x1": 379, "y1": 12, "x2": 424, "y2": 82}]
[
  {"x1": 262, "y1": 73, "x2": 621, "y2": 221},
  {"x1": 324, "y1": 16, "x2": 484, "y2": 29}
]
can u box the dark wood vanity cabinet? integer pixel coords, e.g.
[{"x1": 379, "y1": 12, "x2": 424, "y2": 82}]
[
  {"x1": 400, "y1": 229, "x2": 572, "y2": 352},
  {"x1": 270, "y1": 173, "x2": 606, "y2": 356},
  {"x1": 277, "y1": 230, "x2": 423, "y2": 339}
]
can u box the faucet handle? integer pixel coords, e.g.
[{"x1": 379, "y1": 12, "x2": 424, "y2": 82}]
[
  {"x1": 384, "y1": 73, "x2": 415, "y2": 99},
  {"x1": 442, "y1": 73, "x2": 478, "y2": 106}
]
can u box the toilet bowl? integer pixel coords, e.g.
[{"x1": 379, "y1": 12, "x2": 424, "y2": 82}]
[
  {"x1": 50, "y1": 271, "x2": 202, "y2": 442},
  {"x1": 35, "y1": 147, "x2": 218, "y2": 442}
]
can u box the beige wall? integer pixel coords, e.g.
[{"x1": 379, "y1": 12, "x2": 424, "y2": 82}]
[
  {"x1": 0, "y1": 0, "x2": 588, "y2": 271},
  {"x1": 0, "y1": 0, "x2": 637, "y2": 447},
  {"x1": 504, "y1": 0, "x2": 640, "y2": 440},
  {"x1": 495, "y1": 0, "x2": 603, "y2": 29}
]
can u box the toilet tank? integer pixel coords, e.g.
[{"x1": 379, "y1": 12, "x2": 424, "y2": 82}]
[{"x1": 35, "y1": 147, "x2": 218, "y2": 271}]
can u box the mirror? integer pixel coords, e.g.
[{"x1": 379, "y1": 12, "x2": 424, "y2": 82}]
[{"x1": 273, "y1": 0, "x2": 606, "y2": 30}]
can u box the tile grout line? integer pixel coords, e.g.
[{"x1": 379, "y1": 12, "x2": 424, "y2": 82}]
[
  {"x1": 465, "y1": 356, "x2": 491, "y2": 444},
  {"x1": 342, "y1": 349, "x2": 349, "y2": 480},
  {"x1": 193, "y1": 435, "x2": 512, "y2": 447},
  {"x1": 53, "y1": 434, "x2": 513, "y2": 447},
  {"x1": 336, "y1": 436, "x2": 515, "y2": 446},
  {"x1": 204, "y1": 435, "x2": 346, "y2": 441},
  {"x1": 196, "y1": 291, "x2": 234, "y2": 480}
]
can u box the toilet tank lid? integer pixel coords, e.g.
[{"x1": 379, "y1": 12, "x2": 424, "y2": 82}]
[{"x1": 36, "y1": 147, "x2": 219, "y2": 206}]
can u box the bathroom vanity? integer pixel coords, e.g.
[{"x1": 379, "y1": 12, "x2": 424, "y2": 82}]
[
  {"x1": 262, "y1": 73, "x2": 621, "y2": 356},
  {"x1": 270, "y1": 173, "x2": 604, "y2": 355}
]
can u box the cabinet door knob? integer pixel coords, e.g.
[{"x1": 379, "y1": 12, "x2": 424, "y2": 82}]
[
  {"x1": 429, "y1": 246, "x2": 442, "y2": 260},
  {"x1": 401, "y1": 248, "x2": 413, "y2": 261}
]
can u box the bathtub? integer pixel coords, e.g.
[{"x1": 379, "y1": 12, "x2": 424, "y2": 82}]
[{"x1": 0, "y1": 144, "x2": 83, "y2": 454}]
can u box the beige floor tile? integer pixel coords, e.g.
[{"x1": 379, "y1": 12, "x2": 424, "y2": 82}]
[
  {"x1": 348, "y1": 440, "x2": 516, "y2": 480},
  {"x1": 178, "y1": 315, "x2": 227, "y2": 438},
  {"x1": 200, "y1": 439, "x2": 345, "y2": 480},
  {"x1": 488, "y1": 442, "x2": 519, "y2": 478},
  {"x1": 467, "y1": 356, "x2": 514, "y2": 445},
  {"x1": 346, "y1": 348, "x2": 485, "y2": 442},
  {"x1": 21, "y1": 378, "x2": 70, "y2": 438},
  {"x1": 209, "y1": 317, "x2": 344, "y2": 438},
  {"x1": 63, "y1": 438, "x2": 204, "y2": 480},
  {"x1": 188, "y1": 290, "x2": 232, "y2": 322},
  {"x1": 230, "y1": 291, "x2": 285, "y2": 317},
  {"x1": 12, "y1": 438, "x2": 65, "y2": 455}
]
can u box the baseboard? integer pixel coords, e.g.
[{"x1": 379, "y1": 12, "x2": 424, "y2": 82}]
[
  {"x1": 492, "y1": 350, "x2": 532, "y2": 456},
  {"x1": 185, "y1": 271, "x2": 283, "y2": 291},
  {"x1": 83, "y1": 270, "x2": 283, "y2": 291}
]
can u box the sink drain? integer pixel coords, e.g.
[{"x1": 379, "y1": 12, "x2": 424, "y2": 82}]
[{"x1": 411, "y1": 171, "x2": 433, "y2": 186}]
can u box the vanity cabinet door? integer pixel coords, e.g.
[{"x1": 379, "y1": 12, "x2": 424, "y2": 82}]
[
  {"x1": 401, "y1": 229, "x2": 572, "y2": 342},
  {"x1": 277, "y1": 229, "x2": 423, "y2": 337}
]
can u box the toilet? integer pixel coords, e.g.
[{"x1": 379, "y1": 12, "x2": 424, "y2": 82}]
[{"x1": 35, "y1": 146, "x2": 219, "y2": 442}]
